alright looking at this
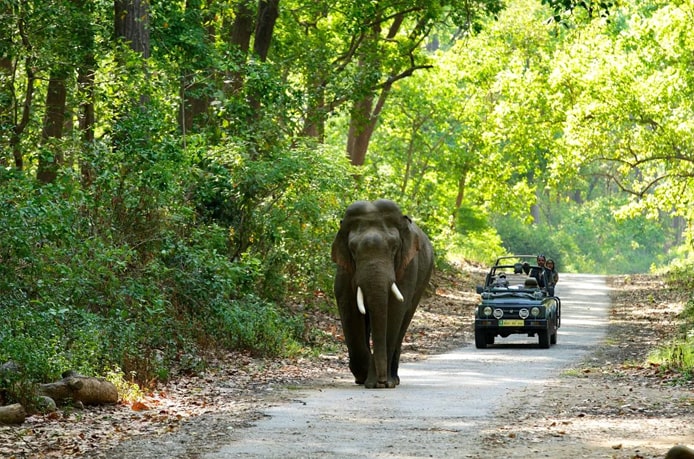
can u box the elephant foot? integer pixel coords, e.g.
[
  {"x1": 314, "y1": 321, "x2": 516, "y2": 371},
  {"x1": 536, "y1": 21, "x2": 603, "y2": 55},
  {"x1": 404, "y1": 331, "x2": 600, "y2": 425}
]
[
  {"x1": 349, "y1": 366, "x2": 368, "y2": 385},
  {"x1": 365, "y1": 378, "x2": 397, "y2": 389}
]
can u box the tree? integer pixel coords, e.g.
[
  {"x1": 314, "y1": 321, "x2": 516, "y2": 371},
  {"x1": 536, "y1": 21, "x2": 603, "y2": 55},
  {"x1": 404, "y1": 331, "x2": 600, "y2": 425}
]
[
  {"x1": 548, "y1": 1, "x2": 694, "y2": 228},
  {"x1": 115, "y1": 0, "x2": 150, "y2": 58},
  {"x1": 541, "y1": 0, "x2": 617, "y2": 22},
  {"x1": 2, "y1": 1, "x2": 38, "y2": 171},
  {"x1": 74, "y1": 0, "x2": 97, "y2": 185},
  {"x1": 0, "y1": 2, "x2": 14, "y2": 168},
  {"x1": 342, "y1": 0, "x2": 503, "y2": 166}
]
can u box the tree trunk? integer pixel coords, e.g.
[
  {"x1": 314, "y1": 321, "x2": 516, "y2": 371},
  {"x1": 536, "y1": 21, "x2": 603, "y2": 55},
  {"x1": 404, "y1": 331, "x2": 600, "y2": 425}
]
[
  {"x1": 247, "y1": 0, "x2": 279, "y2": 119},
  {"x1": 530, "y1": 203, "x2": 541, "y2": 224},
  {"x1": 0, "y1": 54, "x2": 12, "y2": 168},
  {"x1": 114, "y1": 0, "x2": 150, "y2": 58},
  {"x1": 0, "y1": 404, "x2": 26, "y2": 425},
  {"x1": 114, "y1": 0, "x2": 151, "y2": 107},
  {"x1": 9, "y1": 17, "x2": 38, "y2": 171},
  {"x1": 179, "y1": 0, "x2": 214, "y2": 140},
  {"x1": 347, "y1": 96, "x2": 375, "y2": 166},
  {"x1": 455, "y1": 169, "x2": 468, "y2": 211},
  {"x1": 226, "y1": 0, "x2": 254, "y2": 95},
  {"x1": 346, "y1": 82, "x2": 393, "y2": 166},
  {"x1": 37, "y1": 73, "x2": 67, "y2": 184},
  {"x1": 253, "y1": 0, "x2": 279, "y2": 62},
  {"x1": 73, "y1": 0, "x2": 96, "y2": 185},
  {"x1": 302, "y1": 75, "x2": 326, "y2": 141},
  {"x1": 38, "y1": 374, "x2": 118, "y2": 405}
]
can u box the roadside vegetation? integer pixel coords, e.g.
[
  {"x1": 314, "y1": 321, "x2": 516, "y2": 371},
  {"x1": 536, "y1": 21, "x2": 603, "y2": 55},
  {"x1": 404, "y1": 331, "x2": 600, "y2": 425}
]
[
  {"x1": 648, "y1": 264, "x2": 694, "y2": 379},
  {"x1": 1, "y1": 0, "x2": 694, "y2": 410}
]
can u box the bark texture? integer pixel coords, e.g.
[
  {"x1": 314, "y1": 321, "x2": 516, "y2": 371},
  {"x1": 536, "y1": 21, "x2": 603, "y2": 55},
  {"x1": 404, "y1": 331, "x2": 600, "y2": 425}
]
[
  {"x1": 38, "y1": 375, "x2": 118, "y2": 405},
  {"x1": 0, "y1": 403, "x2": 27, "y2": 425}
]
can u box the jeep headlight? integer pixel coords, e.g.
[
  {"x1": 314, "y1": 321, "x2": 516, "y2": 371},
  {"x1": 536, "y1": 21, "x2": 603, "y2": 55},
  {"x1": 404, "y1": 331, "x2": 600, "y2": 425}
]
[
  {"x1": 519, "y1": 308, "x2": 529, "y2": 319},
  {"x1": 483, "y1": 306, "x2": 493, "y2": 317},
  {"x1": 531, "y1": 307, "x2": 540, "y2": 317},
  {"x1": 493, "y1": 308, "x2": 503, "y2": 319}
]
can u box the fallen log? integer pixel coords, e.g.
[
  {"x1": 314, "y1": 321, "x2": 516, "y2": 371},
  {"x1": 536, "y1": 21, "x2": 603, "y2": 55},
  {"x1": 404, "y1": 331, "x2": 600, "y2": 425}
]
[
  {"x1": 38, "y1": 375, "x2": 118, "y2": 405},
  {"x1": 0, "y1": 403, "x2": 27, "y2": 425}
]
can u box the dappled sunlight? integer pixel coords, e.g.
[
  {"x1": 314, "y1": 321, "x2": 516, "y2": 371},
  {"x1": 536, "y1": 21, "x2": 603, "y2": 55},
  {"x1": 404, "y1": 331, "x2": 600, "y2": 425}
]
[{"x1": 479, "y1": 416, "x2": 694, "y2": 458}]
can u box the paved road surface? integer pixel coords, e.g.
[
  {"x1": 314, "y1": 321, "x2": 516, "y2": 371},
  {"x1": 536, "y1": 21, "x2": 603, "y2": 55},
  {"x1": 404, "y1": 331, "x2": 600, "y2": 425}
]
[{"x1": 205, "y1": 274, "x2": 610, "y2": 458}]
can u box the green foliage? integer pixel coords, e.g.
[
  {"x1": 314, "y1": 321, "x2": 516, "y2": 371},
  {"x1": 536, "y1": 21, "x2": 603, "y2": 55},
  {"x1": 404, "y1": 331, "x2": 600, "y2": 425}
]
[
  {"x1": 208, "y1": 296, "x2": 304, "y2": 356},
  {"x1": 648, "y1": 298, "x2": 694, "y2": 380},
  {"x1": 494, "y1": 215, "x2": 562, "y2": 260},
  {"x1": 5, "y1": 0, "x2": 694, "y2": 403},
  {"x1": 542, "y1": 0, "x2": 617, "y2": 22},
  {"x1": 0, "y1": 135, "x2": 343, "y2": 397},
  {"x1": 648, "y1": 338, "x2": 694, "y2": 380},
  {"x1": 493, "y1": 197, "x2": 673, "y2": 274},
  {"x1": 646, "y1": 263, "x2": 694, "y2": 380},
  {"x1": 664, "y1": 259, "x2": 694, "y2": 291},
  {"x1": 190, "y1": 139, "x2": 353, "y2": 300},
  {"x1": 443, "y1": 228, "x2": 506, "y2": 266},
  {"x1": 105, "y1": 366, "x2": 145, "y2": 403}
]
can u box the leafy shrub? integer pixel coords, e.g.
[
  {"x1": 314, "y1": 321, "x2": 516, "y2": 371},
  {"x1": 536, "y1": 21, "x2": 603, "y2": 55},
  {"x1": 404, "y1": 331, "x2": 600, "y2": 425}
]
[
  {"x1": 665, "y1": 259, "x2": 694, "y2": 291},
  {"x1": 207, "y1": 295, "x2": 304, "y2": 356},
  {"x1": 0, "y1": 137, "x2": 337, "y2": 397},
  {"x1": 190, "y1": 139, "x2": 351, "y2": 301},
  {"x1": 647, "y1": 274, "x2": 694, "y2": 380}
]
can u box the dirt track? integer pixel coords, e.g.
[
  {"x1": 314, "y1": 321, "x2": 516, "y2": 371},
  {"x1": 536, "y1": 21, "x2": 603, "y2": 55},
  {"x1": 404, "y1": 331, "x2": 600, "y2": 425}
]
[
  {"x1": 95, "y1": 273, "x2": 693, "y2": 459},
  {"x1": 4, "y1": 271, "x2": 693, "y2": 458}
]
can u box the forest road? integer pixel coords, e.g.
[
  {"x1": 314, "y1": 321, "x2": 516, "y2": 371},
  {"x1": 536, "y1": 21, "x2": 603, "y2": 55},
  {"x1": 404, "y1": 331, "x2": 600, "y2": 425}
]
[{"x1": 204, "y1": 274, "x2": 610, "y2": 459}]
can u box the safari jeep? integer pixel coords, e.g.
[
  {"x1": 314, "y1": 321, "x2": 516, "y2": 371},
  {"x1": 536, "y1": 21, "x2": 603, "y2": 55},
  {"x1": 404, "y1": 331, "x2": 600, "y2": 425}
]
[{"x1": 474, "y1": 255, "x2": 561, "y2": 349}]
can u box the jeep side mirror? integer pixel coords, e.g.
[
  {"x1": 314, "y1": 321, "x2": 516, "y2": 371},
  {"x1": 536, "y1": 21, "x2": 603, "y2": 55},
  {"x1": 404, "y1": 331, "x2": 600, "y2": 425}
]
[{"x1": 476, "y1": 285, "x2": 484, "y2": 294}]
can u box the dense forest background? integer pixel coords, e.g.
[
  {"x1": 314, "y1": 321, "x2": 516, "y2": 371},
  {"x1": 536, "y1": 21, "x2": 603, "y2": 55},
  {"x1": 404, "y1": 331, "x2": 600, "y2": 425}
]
[{"x1": 2, "y1": 0, "x2": 694, "y2": 398}]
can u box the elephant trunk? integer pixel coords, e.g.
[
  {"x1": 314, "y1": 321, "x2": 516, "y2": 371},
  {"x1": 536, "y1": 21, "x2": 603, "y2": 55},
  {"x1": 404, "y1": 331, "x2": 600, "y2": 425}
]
[{"x1": 365, "y1": 287, "x2": 390, "y2": 387}]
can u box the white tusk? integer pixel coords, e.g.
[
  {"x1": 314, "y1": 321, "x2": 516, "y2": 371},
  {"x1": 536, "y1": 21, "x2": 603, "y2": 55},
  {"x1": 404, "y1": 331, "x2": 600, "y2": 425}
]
[
  {"x1": 391, "y1": 283, "x2": 404, "y2": 302},
  {"x1": 356, "y1": 287, "x2": 366, "y2": 315}
]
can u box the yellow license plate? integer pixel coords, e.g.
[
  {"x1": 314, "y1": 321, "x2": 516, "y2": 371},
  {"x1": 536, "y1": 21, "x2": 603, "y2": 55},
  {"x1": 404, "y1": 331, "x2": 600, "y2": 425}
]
[{"x1": 499, "y1": 319, "x2": 524, "y2": 327}]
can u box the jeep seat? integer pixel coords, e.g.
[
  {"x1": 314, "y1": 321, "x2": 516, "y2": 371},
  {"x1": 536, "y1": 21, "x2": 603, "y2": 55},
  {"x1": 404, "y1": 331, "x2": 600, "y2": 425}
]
[{"x1": 524, "y1": 278, "x2": 538, "y2": 289}]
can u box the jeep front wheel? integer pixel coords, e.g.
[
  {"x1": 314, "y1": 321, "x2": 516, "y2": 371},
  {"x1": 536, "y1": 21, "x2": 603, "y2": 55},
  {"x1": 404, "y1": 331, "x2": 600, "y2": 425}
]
[
  {"x1": 475, "y1": 330, "x2": 488, "y2": 349},
  {"x1": 538, "y1": 329, "x2": 550, "y2": 348}
]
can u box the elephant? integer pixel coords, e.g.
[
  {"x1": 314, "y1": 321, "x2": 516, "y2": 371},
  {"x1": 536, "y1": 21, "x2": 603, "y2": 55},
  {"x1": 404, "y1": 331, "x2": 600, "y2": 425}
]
[
  {"x1": 331, "y1": 199, "x2": 434, "y2": 389},
  {"x1": 666, "y1": 445, "x2": 694, "y2": 459}
]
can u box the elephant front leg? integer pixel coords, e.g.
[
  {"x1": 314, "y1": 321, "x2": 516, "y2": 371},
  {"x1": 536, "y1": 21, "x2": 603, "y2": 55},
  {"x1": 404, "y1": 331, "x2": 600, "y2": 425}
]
[
  {"x1": 347, "y1": 347, "x2": 369, "y2": 384},
  {"x1": 344, "y1": 319, "x2": 370, "y2": 384},
  {"x1": 364, "y1": 358, "x2": 397, "y2": 389}
]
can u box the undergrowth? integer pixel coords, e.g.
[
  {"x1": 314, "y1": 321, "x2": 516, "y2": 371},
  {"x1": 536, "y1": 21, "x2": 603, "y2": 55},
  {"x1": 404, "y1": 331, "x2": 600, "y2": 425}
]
[
  {"x1": 0, "y1": 140, "x2": 345, "y2": 402},
  {"x1": 646, "y1": 263, "x2": 694, "y2": 380}
]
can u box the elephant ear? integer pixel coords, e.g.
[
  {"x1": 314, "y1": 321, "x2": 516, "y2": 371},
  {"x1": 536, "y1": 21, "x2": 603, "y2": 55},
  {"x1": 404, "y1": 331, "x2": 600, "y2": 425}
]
[
  {"x1": 395, "y1": 215, "x2": 420, "y2": 281},
  {"x1": 331, "y1": 220, "x2": 354, "y2": 274}
]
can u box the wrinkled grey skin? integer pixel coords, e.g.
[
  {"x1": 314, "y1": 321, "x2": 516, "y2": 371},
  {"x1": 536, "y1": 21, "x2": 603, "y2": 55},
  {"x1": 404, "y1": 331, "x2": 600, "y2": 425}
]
[{"x1": 331, "y1": 200, "x2": 434, "y2": 389}]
